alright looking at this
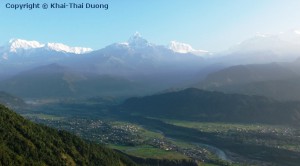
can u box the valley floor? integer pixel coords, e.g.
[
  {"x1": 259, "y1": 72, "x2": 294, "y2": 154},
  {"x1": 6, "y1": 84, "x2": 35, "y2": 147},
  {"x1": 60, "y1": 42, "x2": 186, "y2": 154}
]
[{"x1": 20, "y1": 100, "x2": 300, "y2": 166}]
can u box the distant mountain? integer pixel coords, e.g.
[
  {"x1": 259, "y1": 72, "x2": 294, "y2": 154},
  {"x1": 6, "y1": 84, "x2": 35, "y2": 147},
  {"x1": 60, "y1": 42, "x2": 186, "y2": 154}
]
[
  {"x1": 198, "y1": 63, "x2": 298, "y2": 88},
  {"x1": 4, "y1": 31, "x2": 300, "y2": 100},
  {"x1": 54, "y1": 33, "x2": 207, "y2": 93},
  {"x1": 0, "y1": 34, "x2": 206, "y2": 77},
  {"x1": 71, "y1": 33, "x2": 205, "y2": 76},
  {"x1": 169, "y1": 41, "x2": 209, "y2": 56},
  {"x1": 120, "y1": 88, "x2": 300, "y2": 125},
  {"x1": 0, "y1": 39, "x2": 92, "y2": 78},
  {"x1": 0, "y1": 64, "x2": 76, "y2": 98},
  {"x1": 282, "y1": 57, "x2": 300, "y2": 73},
  {"x1": 213, "y1": 30, "x2": 300, "y2": 65},
  {"x1": 0, "y1": 34, "x2": 208, "y2": 94},
  {"x1": 1, "y1": 38, "x2": 92, "y2": 56},
  {"x1": 2, "y1": 31, "x2": 300, "y2": 79},
  {"x1": 214, "y1": 77, "x2": 300, "y2": 101},
  {"x1": 0, "y1": 64, "x2": 143, "y2": 99},
  {"x1": 0, "y1": 104, "x2": 135, "y2": 165},
  {"x1": 0, "y1": 38, "x2": 91, "y2": 70},
  {"x1": 195, "y1": 61, "x2": 300, "y2": 101}
]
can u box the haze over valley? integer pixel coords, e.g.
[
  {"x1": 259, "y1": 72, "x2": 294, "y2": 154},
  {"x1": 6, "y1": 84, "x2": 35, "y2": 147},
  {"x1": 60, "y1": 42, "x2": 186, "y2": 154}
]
[
  {"x1": 2, "y1": 1, "x2": 300, "y2": 165},
  {"x1": 1, "y1": 30, "x2": 300, "y2": 165}
]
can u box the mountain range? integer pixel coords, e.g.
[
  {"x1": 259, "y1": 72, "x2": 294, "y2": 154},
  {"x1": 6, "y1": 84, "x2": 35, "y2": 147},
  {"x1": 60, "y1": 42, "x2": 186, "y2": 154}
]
[
  {"x1": 1, "y1": 30, "x2": 300, "y2": 99},
  {"x1": 69, "y1": 33, "x2": 205, "y2": 76},
  {"x1": 1, "y1": 38, "x2": 92, "y2": 56},
  {"x1": 0, "y1": 33, "x2": 208, "y2": 99},
  {"x1": 0, "y1": 39, "x2": 89, "y2": 77}
]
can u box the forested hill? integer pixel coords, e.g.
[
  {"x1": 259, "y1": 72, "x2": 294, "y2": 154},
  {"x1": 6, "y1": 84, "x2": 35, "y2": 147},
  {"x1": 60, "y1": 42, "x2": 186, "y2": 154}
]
[
  {"x1": 0, "y1": 104, "x2": 136, "y2": 166},
  {"x1": 121, "y1": 88, "x2": 300, "y2": 125}
]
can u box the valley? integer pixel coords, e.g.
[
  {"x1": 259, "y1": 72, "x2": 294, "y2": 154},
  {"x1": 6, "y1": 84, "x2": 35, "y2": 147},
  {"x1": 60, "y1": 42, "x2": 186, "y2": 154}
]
[
  {"x1": 18, "y1": 97, "x2": 300, "y2": 166},
  {"x1": 3, "y1": 1, "x2": 300, "y2": 165},
  {"x1": 1, "y1": 26, "x2": 300, "y2": 166}
]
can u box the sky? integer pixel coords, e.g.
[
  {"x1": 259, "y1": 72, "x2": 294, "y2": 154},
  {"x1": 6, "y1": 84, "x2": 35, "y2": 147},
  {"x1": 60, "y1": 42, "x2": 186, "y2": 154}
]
[{"x1": 1, "y1": 0, "x2": 300, "y2": 52}]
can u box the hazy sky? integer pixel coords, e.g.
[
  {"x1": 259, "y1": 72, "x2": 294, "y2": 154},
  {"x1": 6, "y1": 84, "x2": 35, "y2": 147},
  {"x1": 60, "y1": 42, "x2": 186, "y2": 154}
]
[{"x1": 1, "y1": 0, "x2": 300, "y2": 52}]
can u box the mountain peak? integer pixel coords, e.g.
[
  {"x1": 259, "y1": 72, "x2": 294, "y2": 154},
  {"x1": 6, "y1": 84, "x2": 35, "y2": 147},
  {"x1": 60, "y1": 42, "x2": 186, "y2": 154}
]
[
  {"x1": 8, "y1": 39, "x2": 44, "y2": 52},
  {"x1": 169, "y1": 41, "x2": 208, "y2": 56},
  {"x1": 294, "y1": 30, "x2": 300, "y2": 35},
  {"x1": 132, "y1": 31, "x2": 142, "y2": 38},
  {"x1": 5, "y1": 39, "x2": 92, "y2": 54},
  {"x1": 46, "y1": 42, "x2": 93, "y2": 54},
  {"x1": 128, "y1": 32, "x2": 152, "y2": 48}
]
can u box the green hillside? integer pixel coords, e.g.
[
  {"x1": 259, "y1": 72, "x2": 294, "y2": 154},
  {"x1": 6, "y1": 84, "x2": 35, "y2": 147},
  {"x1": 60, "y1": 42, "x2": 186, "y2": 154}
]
[{"x1": 0, "y1": 104, "x2": 136, "y2": 166}]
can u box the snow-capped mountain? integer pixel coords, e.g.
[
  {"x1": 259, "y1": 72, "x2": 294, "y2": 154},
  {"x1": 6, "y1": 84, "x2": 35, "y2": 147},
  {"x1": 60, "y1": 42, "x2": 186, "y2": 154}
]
[
  {"x1": 169, "y1": 41, "x2": 208, "y2": 56},
  {"x1": 0, "y1": 34, "x2": 207, "y2": 98},
  {"x1": 45, "y1": 43, "x2": 92, "y2": 54},
  {"x1": 80, "y1": 33, "x2": 205, "y2": 75},
  {"x1": 127, "y1": 32, "x2": 154, "y2": 49},
  {"x1": 229, "y1": 34, "x2": 300, "y2": 54},
  {"x1": 8, "y1": 39, "x2": 44, "y2": 52},
  {"x1": 2, "y1": 39, "x2": 92, "y2": 56},
  {"x1": 104, "y1": 32, "x2": 208, "y2": 56},
  {"x1": 0, "y1": 39, "x2": 93, "y2": 78},
  {"x1": 0, "y1": 33, "x2": 208, "y2": 84},
  {"x1": 215, "y1": 30, "x2": 300, "y2": 65},
  {"x1": 103, "y1": 32, "x2": 155, "y2": 52}
]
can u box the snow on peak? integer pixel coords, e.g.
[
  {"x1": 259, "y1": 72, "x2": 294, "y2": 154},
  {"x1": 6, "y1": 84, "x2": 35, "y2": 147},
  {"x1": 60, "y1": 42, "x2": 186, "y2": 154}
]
[
  {"x1": 9, "y1": 39, "x2": 44, "y2": 52},
  {"x1": 128, "y1": 32, "x2": 152, "y2": 48},
  {"x1": 294, "y1": 30, "x2": 300, "y2": 35},
  {"x1": 169, "y1": 41, "x2": 208, "y2": 56},
  {"x1": 169, "y1": 41, "x2": 194, "y2": 53},
  {"x1": 132, "y1": 32, "x2": 142, "y2": 38},
  {"x1": 254, "y1": 33, "x2": 273, "y2": 38},
  {"x1": 6, "y1": 39, "x2": 92, "y2": 54},
  {"x1": 119, "y1": 42, "x2": 129, "y2": 46},
  {"x1": 46, "y1": 43, "x2": 93, "y2": 54}
]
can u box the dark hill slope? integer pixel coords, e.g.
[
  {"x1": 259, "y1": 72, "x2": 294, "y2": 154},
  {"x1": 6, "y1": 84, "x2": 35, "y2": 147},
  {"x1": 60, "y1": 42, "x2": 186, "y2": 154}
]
[
  {"x1": 0, "y1": 104, "x2": 135, "y2": 166},
  {"x1": 209, "y1": 77, "x2": 300, "y2": 101},
  {"x1": 196, "y1": 62, "x2": 300, "y2": 101},
  {"x1": 198, "y1": 63, "x2": 297, "y2": 89},
  {"x1": 121, "y1": 88, "x2": 300, "y2": 125}
]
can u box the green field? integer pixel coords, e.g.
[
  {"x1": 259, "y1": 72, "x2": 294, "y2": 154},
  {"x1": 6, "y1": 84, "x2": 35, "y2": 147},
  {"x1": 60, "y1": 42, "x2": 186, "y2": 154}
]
[
  {"x1": 22, "y1": 113, "x2": 64, "y2": 120},
  {"x1": 162, "y1": 119, "x2": 292, "y2": 133},
  {"x1": 109, "y1": 144, "x2": 189, "y2": 159},
  {"x1": 162, "y1": 119, "x2": 300, "y2": 152}
]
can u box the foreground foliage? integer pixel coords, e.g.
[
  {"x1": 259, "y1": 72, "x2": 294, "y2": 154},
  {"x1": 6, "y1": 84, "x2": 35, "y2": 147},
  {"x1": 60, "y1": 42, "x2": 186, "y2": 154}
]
[{"x1": 0, "y1": 104, "x2": 135, "y2": 166}]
